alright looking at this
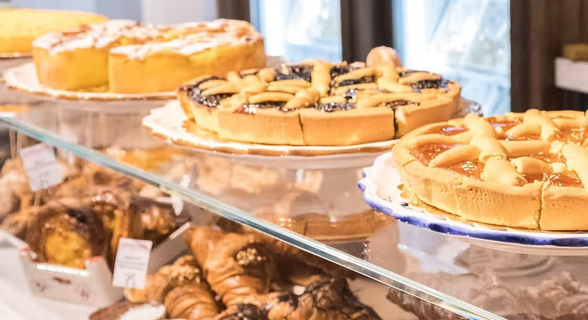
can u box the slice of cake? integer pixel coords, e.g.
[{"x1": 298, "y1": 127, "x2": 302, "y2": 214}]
[{"x1": 0, "y1": 8, "x2": 107, "y2": 54}]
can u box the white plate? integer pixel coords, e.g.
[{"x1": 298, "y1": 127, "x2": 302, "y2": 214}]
[
  {"x1": 143, "y1": 100, "x2": 395, "y2": 169},
  {"x1": 359, "y1": 152, "x2": 588, "y2": 256}
]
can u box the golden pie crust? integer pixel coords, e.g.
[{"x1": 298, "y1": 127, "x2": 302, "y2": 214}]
[
  {"x1": 393, "y1": 109, "x2": 588, "y2": 231},
  {"x1": 33, "y1": 19, "x2": 266, "y2": 93},
  {"x1": 177, "y1": 47, "x2": 461, "y2": 146}
]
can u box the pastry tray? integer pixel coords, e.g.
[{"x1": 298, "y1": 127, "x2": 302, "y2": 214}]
[{"x1": 359, "y1": 152, "x2": 588, "y2": 256}]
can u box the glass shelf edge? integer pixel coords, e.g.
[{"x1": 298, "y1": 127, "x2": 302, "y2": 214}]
[{"x1": 0, "y1": 116, "x2": 506, "y2": 320}]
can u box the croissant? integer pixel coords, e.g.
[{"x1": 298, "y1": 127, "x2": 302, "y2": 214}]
[
  {"x1": 125, "y1": 255, "x2": 219, "y2": 320},
  {"x1": 26, "y1": 202, "x2": 107, "y2": 269},
  {"x1": 185, "y1": 226, "x2": 277, "y2": 307}
]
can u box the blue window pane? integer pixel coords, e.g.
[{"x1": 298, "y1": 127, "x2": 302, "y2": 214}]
[
  {"x1": 393, "y1": 0, "x2": 511, "y2": 116},
  {"x1": 251, "y1": 0, "x2": 343, "y2": 63}
]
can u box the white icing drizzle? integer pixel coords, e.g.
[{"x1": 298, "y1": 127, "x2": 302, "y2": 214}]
[{"x1": 33, "y1": 19, "x2": 262, "y2": 60}]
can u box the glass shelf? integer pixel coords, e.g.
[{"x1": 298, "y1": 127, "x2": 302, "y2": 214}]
[{"x1": 5, "y1": 85, "x2": 583, "y2": 320}]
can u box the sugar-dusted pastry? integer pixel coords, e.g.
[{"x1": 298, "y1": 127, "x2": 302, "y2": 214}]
[
  {"x1": 177, "y1": 46, "x2": 461, "y2": 146},
  {"x1": 0, "y1": 8, "x2": 107, "y2": 54},
  {"x1": 393, "y1": 109, "x2": 588, "y2": 230},
  {"x1": 26, "y1": 203, "x2": 107, "y2": 269},
  {"x1": 185, "y1": 226, "x2": 277, "y2": 307},
  {"x1": 125, "y1": 255, "x2": 219, "y2": 320},
  {"x1": 33, "y1": 19, "x2": 266, "y2": 93}
]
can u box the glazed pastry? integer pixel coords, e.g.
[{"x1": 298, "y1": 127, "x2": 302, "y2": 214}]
[
  {"x1": 33, "y1": 19, "x2": 266, "y2": 93},
  {"x1": 130, "y1": 196, "x2": 178, "y2": 244},
  {"x1": 185, "y1": 226, "x2": 277, "y2": 307},
  {"x1": 26, "y1": 203, "x2": 106, "y2": 269},
  {"x1": 125, "y1": 255, "x2": 219, "y2": 320},
  {"x1": 214, "y1": 303, "x2": 269, "y2": 320},
  {"x1": 246, "y1": 229, "x2": 356, "y2": 279},
  {"x1": 266, "y1": 279, "x2": 381, "y2": 320},
  {"x1": 89, "y1": 301, "x2": 166, "y2": 320},
  {"x1": 393, "y1": 109, "x2": 588, "y2": 230},
  {"x1": 177, "y1": 46, "x2": 460, "y2": 146}
]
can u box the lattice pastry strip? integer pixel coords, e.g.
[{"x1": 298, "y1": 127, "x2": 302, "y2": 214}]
[{"x1": 404, "y1": 109, "x2": 588, "y2": 188}]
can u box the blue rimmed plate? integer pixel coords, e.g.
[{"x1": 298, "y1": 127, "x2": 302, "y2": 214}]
[{"x1": 359, "y1": 152, "x2": 588, "y2": 255}]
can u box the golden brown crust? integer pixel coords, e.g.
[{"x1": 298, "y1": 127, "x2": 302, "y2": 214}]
[
  {"x1": 177, "y1": 46, "x2": 461, "y2": 146},
  {"x1": 540, "y1": 186, "x2": 588, "y2": 230},
  {"x1": 33, "y1": 19, "x2": 266, "y2": 93},
  {"x1": 393, "y1": 109, "x2": 588, "y2": 230},
  {"x1": 299, "y1": 107, "x2": 395, "y2": 146},
  {"x1": 217, "y1": 108, "x2": 304, "y2": 145}
]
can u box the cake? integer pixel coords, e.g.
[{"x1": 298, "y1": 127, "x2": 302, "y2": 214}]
[
  {"x1": 177, "y1": 47, "x2": 461, "y2": 146},
  {"x1": 32, "y1": 19, "x2": 266, "y2": 93},
  {"x1": 0, "y1": 8, "x2": 107, "y2": 54},
  {"x1": 392, "y1": 109, "x2": 588, "y2": 230}
]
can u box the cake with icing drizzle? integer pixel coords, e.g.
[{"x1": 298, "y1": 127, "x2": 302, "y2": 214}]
[
  {"x1": 177, "y1": 47, "x2": 461, "y2": 146},
  {"x1": 393, "y1": 109, "x2": 588, "y2": 230},
  {"x1": 32, "y1": 19, "x2": 266, "y2": 93}
]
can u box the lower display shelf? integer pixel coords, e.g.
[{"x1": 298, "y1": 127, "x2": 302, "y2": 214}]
[{"x1": 2, "y1": 89, "x2": 587, "y2": 320}]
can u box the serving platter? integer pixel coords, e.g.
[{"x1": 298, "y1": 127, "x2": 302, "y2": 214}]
[
  {"x1": 359, "y1": 152, "x2": 588, "y2": 256},
  {"x1": 143, "y1": 98, "x2": 481, "y2": 169}
]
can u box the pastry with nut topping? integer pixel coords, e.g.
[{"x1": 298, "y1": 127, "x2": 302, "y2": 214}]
[
  {"x1": 33, "y1": 19, "x2": 266, "y2": 93},
  {"x1": 393, "y1": 109, "x2": 588, "y2": 230},
  {"x1": 177, "y1": 46, "x2": 461, "y2": 146}
]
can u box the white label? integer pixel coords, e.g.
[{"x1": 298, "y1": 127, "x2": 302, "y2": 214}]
[
  {"x1": 112, "y1": 238, "x2": 152, "y2": 289},
  {"x1": 19, "y1": 143, "x2": 63, "y2": 191}
]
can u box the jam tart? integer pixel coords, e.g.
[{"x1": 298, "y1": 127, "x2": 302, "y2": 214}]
[
  {"x1": 177, "y1": 47, "x2": 461, "y2": 146},
  {"x1": 33, "y1": 19, "x2": 266, "y2": 93},
  {"x1": 393, "y1": 109, "x2": 588, "y2": 230}
]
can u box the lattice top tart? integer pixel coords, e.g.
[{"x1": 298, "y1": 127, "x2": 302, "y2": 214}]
[
  {"x1": 32, "y1": 19, "x2": 266, "y2": 93},
  {"x1": 392, "y1": 109, "x2": 588, "y2": 230},
  {"x1": 177, "y1": 47, "x2": 461, "y2": 146}
]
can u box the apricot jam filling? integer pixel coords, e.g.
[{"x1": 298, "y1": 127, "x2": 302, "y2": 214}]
[
  {"x1": 409, "y1": 144, "x2": 457, "y2": 166},
  {"x1": 555, "y1": 127, "x2": 588, "y2": 145}
]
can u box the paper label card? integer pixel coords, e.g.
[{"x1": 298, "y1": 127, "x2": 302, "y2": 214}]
[
  {"x1": 19, "y1": 143, "x2": 63, "y2": 191},
  {"x1": 112, "y1": 238, "x2": 152, "y2": 289}
]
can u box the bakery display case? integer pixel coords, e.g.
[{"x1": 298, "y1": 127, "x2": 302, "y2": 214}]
[
  {"x1": 1, "y1": 5, "x2": 588, "y2": 320},
  {"x1": 2, "y1": 70, "x2": 587, "y2": 320}
]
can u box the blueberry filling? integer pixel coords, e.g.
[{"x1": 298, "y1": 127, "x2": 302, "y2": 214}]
[
  {"x1": 185, "y1": 76, "x2": 229, "y2": 108},
  {"x1": 235, "y1": 101, "x2": 294, "y2": 114},
  {"x1": 333, "y1": 75, "x2": 377, "y2": 88},
  {"x1": 314, "y1": 102, "x2": 356, "y2": 112},
  {"x1": 275, "y1": 65, "x2": 313, "y2": 82},
  {"x1": 343, "y1": 89, "x2": 358, "y2": 101},
  {"x1": 398, "y1": 70, "x2": 422, "y2": 77},
  {"x1": 410, "y1": 79, "x2": 449, "y2": 91},
  {"x1": 330, "y1": 65, "x2": 350, "y2": 79},
  {"x1": 384, "y1": 100, "x2": 419, "y2": 109}
]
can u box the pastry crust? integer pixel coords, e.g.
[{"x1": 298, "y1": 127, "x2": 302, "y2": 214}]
[
  {"x1": 393, "y1": 109, "x2": 588, "y2": 230},
  {"x1": 217, "y1": 108, "x2": 305, "y2": 145},
  {"x1": 177, "y1": 47, "x2": 462, "y2": 146},
  {"x1": 33, "y1": 19, "x2": 266, "y2": 93},
  {"x1": 299, "y1": 107, "x2": 395, "y2": 146},
  {"x1": 541, "y1": 185, "x2": 588, "y2": 230}
]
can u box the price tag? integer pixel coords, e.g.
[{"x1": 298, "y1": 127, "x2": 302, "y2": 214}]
[
  {"x1": 19, "y1": 143, "x2": 63, "y2": 191},
  {"x1": 112, "y1": 238, "x2": 152, "y2": 289}
]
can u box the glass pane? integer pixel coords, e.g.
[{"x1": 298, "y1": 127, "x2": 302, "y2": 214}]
[
  {"x1": 251, "y1": 0, "x2": 343, "y2": 63},
  {"x1": 393, "y1": 0, "x2": 510, "y2": 116}
]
